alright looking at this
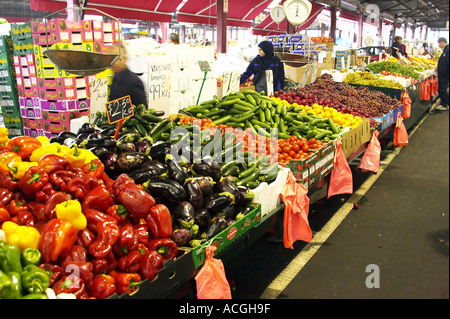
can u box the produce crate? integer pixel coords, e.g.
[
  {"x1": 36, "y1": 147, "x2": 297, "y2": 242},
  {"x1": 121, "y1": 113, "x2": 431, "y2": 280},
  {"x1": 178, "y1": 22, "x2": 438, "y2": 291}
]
[
  {"x1": 371, "y1": 110, "x2": 395, "y2": 131},
  {"x1": 187, "y1": 204, "x2": 262, "y2": 268},
  {"x1": 286, "y1": 140, "x2": 336, "y2": 188},
  {"x1": 114, "y1": 249, "x2": 196, "y2": 299},
  {"x1": 340, "y1": 118, "x2": 371, "y2": 158}
]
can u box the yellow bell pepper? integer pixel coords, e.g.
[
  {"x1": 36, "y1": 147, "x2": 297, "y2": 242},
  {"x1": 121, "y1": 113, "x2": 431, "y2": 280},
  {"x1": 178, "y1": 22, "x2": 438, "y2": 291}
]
[
  {"x1": 36, "y1": 136, "x2": 50, "y2": 146},
  {"x1": 7, "y1": 161, "x2": 38, "y2": 179},
  {"x1": 83, "y1": 150, "x2": 99, "y2": 164},
  {"x1": 55, "y1": 200, "x2": 86, "y2": 231},
  {"x1": 2, "y1": 221, "x2": 41, "y2": 252},
  {"x1": 0, "y1": 127, "x2": 9, "y2": 147},
  {"x1": 0, "y1": 152, "x2": 21, "y2": 174},
  {"x1": 29, "y1": 142, "x2": 62, "y2": 162},
  {"x1": 64, "y1": 145, "x2": 87, "y2": 168},
  {"x1": 58, "y1": 144, "x2": 71, "y2": 155}
]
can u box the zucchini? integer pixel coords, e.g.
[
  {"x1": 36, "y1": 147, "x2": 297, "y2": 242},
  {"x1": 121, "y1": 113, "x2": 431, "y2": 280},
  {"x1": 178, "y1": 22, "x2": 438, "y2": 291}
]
[
  {"x1": 236, "y1": 170, "x2": 260, "y2": 187},
  {"x1": 142, "y1": 113, "x2": 164, "y2": 123}
]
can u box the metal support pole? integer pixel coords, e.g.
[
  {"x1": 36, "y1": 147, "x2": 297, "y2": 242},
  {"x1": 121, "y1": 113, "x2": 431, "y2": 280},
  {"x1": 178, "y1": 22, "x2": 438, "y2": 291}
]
[{"x1": 217, "y1": 0, "x2": 227, "y2": 53}]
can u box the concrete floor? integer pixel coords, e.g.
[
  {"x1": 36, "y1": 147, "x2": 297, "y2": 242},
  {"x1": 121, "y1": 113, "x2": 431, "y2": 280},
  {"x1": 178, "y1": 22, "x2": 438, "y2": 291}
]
[{"x1": 224, "y1": 110, "x2": 449, "y2": 299}]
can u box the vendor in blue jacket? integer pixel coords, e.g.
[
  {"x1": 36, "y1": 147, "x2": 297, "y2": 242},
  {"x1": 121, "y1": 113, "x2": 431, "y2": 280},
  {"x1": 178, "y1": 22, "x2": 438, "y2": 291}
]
[{"x1": 240, "y1": 41, "x2": 285, "y2": 94}]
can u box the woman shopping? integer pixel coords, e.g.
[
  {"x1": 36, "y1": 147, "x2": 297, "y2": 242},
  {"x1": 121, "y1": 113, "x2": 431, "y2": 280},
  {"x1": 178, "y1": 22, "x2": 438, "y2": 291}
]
[{"x1": 240, "y1": 41, "x2": 285, "y2": 94}]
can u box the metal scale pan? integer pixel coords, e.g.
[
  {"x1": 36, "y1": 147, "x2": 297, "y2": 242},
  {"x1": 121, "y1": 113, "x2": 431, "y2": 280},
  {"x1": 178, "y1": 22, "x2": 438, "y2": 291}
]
[
  {"x1": 274, "y1": 47, "x2": 311, "y2": 67},
  {"x1": 41, "y1": 7, "x2": 122, "y2": 76}
]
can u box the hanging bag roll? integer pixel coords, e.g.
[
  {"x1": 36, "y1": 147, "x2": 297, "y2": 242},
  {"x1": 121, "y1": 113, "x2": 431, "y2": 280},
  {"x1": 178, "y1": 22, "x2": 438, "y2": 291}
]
[
  {"x1": 393, "y1": 114, "x2": 408, "y2": 147},
  {"x1": 327, "y1": 140, "x2": 353, "y2": 199},
  {"x1": 357, "y1": 130, "x2": 381, "y2": 174}
]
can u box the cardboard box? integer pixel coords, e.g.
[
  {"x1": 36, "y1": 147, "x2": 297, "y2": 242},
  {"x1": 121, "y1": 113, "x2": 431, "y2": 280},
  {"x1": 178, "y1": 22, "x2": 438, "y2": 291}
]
[
  {"x1": 340, "y1": 118, "x2": 371, "y2": 158},
  {"x1": 40, "y1": 99, "x2": 76, "y2": 111},
  {"x1": 20, "y1": 106, "x2": 41, "y2": 119},
  {"x1": 11, "y1": 22, "x2": 32, "y2": 40},
  {"x1": 313, "y1": 42, "x2": 334, "y2": 51},
  {"x1": 284, "y1": 63, "x2": 327, "y2": 84},
  {"x1": 39, "y1": 87, "x2": 76, "y2": 100}
]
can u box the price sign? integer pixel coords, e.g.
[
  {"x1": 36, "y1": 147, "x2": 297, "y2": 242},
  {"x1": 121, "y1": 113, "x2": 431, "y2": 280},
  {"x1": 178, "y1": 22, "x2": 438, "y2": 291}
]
[
  {"x1": 347, "y1": 55, "x2": 351, "y2": 71},
  {"x1": 299, "y1": 64, "x2": 313, "y2": 88},
  {"x1": 310, "y1": 62, "x2": 319, "y2": 83},
  {"x1": 105, "y1": 95, "x2": 134, "y2": 124},
  {"x1": 222, "y1": 71, "x2": 240, "y2": 96},
  {"x1": 265, "y1": 70, "x2": 274, "y2": 96},
  {"x1": 89, "y1": 77, "x2": 109, "y2": 123},
  {"x1": 198, "y1": 61, "x2": 211, "y2": 72}
]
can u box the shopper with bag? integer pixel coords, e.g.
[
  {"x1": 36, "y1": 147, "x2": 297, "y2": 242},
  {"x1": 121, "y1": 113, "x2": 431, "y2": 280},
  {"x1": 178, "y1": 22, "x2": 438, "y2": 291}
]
[
  {"x1": 391, "y1": 36, "x2": 405, "y2": 58},
  {"x1": 240, "y1": 41, "x2": 285, "y2": 94},
  {"x1": 435, "y1": 38, "x2": 449, "y2": 111}
]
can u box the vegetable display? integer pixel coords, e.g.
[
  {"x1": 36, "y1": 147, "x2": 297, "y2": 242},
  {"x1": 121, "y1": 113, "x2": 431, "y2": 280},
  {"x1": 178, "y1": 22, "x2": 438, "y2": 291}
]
[
  {"x1": 366, "y1": 61, "x2": 423, "y2": 79},
  {"x1": 344, "y1": 72, "x2": 404, "y2": 89}
]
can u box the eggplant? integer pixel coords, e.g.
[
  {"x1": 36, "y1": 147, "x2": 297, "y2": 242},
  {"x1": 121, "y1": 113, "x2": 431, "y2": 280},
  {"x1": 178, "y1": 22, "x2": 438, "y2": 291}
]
[
  {"x1": 103, "y1": 152, "x2": 118, "y2": 172},
  {"x1": 174, "y1": 201, "x2": 195, "y2": 222},
  {"x1": 116, "y1": 140, "x2": 136, "y2": 153},
  {"x1": 128, "y1": 168, "x2": 160, "y2": 184},
  {"x1": 192, "y1": 176, "x2": 215, "y2": 197},
  {"x1": 116, "y1": 152, "x2": 150, "y2": 172},
  {"x1": 165, "y1": 154, "x2": 189, "y2": 185},
  {"x1": 99, "y1": 126, "x2": 117, "y2": 137},
  {"x1": 149, "y1": 142, "x2": 173, "y2": 162},
  {"x1": 217, "y1": 177, "x2": 241, "y2": 204},
  {"x1": 171, "y1": 228, "x2": 192, "y2": 246},
  {"x1": 236, "y1": 186, "x2": 254, "y2": 207},
  {"x1": 194, "y1": 209, "x2": 211, "y2": 230},
  {"x1": 143, "y1": 178, "x2": 186, "y2": 203},
  {"x1": 135, "y1": 140, "x2": 151, "y2": 154},
  {"x1": 89, "y1": 147, "x2": 110, "y2": 160},
  {"x1": 76, "y1": 132, "x2": 90, "y2": 141},
  {"x1": 205, "y1": 216, "x2": 228, "y2": 239},
  {"x1": 77, "y1": 122, "x2": 96, "y2": 135},
  {"x1": 184, "y1": 178, "x2": 203, "y2": 209},
  {"x1": 142, "y1": 160, "x2": 167, "y2": 176},
  {"x1": 57, "y1": 131, "x2": 77, "y2": 143},
  {"x1": 220, "y1": 205, "x2": 238, "y2": 219},
  {"x1": 80, "y1": 136, "x2": 116, "y2": 149},
  {"x1": 204, "y1": 192, "x2": 235, "y2": 213},
  {"x1": 226, "y1": 218, "x2": 235, "y2": 227},
  {"x1": 117, "y1": 133, "x2": 139, "y2": 143},
  {"x1": 87, "y1": 132, "x2": 103, "y2": 140},
  {"x1": 191, "y1": 156, "x2": 221, "y2": 181}
]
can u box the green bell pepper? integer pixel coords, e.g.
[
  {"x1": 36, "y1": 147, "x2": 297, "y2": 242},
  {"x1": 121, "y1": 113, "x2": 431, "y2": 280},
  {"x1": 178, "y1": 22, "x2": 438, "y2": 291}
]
[
  {"x1": 0, "y1": 269, "x2": 15, "y2": 299},
  {"x1": 0, "y1": 240, "x2": 22, "y2": 274},
  {"x1": 21, "y1": 265, "x2": 50, "y2": 295},
  {"x1": 21, "y1": 293, "x2": 48, "y2": 299},
  {"x1": 21, "y1": 248, "x2": 41, "y2": 267},
  {"x1": 7, "y1": 272, "x2": 22, "y2": 299}
]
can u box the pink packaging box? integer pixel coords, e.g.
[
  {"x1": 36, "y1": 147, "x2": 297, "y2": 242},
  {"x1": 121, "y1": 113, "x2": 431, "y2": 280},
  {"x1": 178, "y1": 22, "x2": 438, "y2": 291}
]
[
  {"x1": 32, "y1": 19, "x2": 92, "y2": 34},
  {"x1": 76, "y1": 99, "x2": 90, "y2": 110},
  {"x1": 38, "y1": 77, "x2": 75, "y2": 90},
  {"x1": 39, "y1": 87, "x2": 76, "y2": 100},
  {"x1": 20, "y1": 106, "x2": 41, "y2": 119},
  {"x1": 40, "y1": 99, "x2": 76, "y2": 111},
  {"x1": 23, "y1": 117, "x2": 42, "y2": 130}
]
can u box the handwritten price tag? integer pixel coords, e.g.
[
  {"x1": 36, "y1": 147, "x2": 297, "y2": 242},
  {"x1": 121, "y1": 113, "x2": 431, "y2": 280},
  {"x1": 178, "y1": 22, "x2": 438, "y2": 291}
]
[
  {"x1": 105, "y1": 95, "x2": 134, "y2": 124},
  {"x1": 89, "y1": 77, "x2": 108, "y2": 123},
  {"x1": 299, "y1": 64, "x2": 313, "y2": 88},
  {"x1": 222, "y1": 71, "x2": 240, "y2": 96},
  {"x1": 265, "y1": 70, "x2": 274, "y2": 96}
]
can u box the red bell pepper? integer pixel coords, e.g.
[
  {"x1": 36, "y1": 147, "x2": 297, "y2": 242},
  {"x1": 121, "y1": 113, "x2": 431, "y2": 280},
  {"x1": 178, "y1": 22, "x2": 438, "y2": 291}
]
[
  {"x1": 112, "y1": 174, "x2": 156, "y2": 220},
  {"x1": 109, "y1": 270, "x2": 141, "y2": 295},
  {"x1": 38, "y1": 263, "x2": 62, "y2": 287},
  {"x1": 5, "y1": 199, "x2": 28, "y2": 216},
  {"x1": 7, "y1": 136, "x2": 41, "y2": 159},
  {"x1": 38, "y1": 154, "x2": 71, "y2": 174},
  {"x1": 89, "y1": 221, "x2": 120, "y2": 259},
  {"x1": 91, "y1": 252, "x2": 117, "y2": 275},
  {"x1": 34, "y1": 182, "x2": 56, "y2": 204},
  {"x1": 106, "y1": 204, "x2": 129, "y2": 222},
  {"x1": 148, "y1": 238, "x2": 178, "y2": 261},
  {"x1": 0, "y1": 171, "x2": 19, "y2": 191},
  {"x1": 81, "y1": 185, "x2": 113, "y2": 213},
  {"x1": 53, "y1": 275, "x2": 88, "y2": 299},
  {"x1": 18, "y1": 166, "x2": 49, "y2": 196},
  {"x1": 133, "y1": 223, "x2": 149, "y2": 246},
  {"x1": 63, "y1": 245, "x2": 87, "y2": 263},
  {"x1": 66, "y1": 171, "x2": 98, "y2": 200},
  {"x1": 27, "y1": 202, "x2": 45, "y2": 223},
  {"x1": 0, "y1": 187, "x2": 13, "y2": 206},
  {"x1": 88, "y1": 274, "x2": 116, "y2": 299},
  {"x1": 0, "y1": 205, "x2": 10, "y2": 224},
  {"x1": 76, "y1": 228, "x2": 96, "y2": 248},
  {"x1": 117, "y1": 250, "x2": 142, "y2": 273},
  {"x1": 144, "y1": 204, "x2": 173, "y2": 239},
  {"x1": 61, "y1": 261, "x2": 94, "y2": 290},
  {"x1": 15, "y1": 210, "x2": 35, "y2": 226},
  {"x1": 82, "y1": 159, "x2": 105, "y2": 179},
  {"x1": 42, "y1": 191, "x2": 71, "y2": 221},
  {"x1": 40, "y1": 218, "x2": 78, "y2": 263},
  {"x1": 84, "y1": 208, "x2": 118, "y2": 233},
  {"x1": 113, "y1": 222, "x2": 139, "y2": 257},
  {"x1": 49, "y1": 170, "x2": 76, "y2": 192},
  {"x1": 140, "y1": 250, "x2": 164, "y2": 281}
]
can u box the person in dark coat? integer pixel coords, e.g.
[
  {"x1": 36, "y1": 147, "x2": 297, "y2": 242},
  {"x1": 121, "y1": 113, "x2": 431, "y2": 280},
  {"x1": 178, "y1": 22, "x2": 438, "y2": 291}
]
[
  {"x1": 391, "y1": 36, "x2": 404, "y2": 58},
  {"x1": 435, "y1": 37, "x2": 449, "y2": 111},
  {"x1": 240, "y1": 41, "x2": 285, "y2": 94},
  {"x1": 106, "y1": 44, "x2": 148, "y2": 108}
]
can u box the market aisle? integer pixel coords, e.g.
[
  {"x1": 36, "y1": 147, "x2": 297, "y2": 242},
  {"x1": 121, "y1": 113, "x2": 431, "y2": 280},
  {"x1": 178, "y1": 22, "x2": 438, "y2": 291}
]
[{"x1": 276, "y1": 111, "x2": 449, "y2": 299}]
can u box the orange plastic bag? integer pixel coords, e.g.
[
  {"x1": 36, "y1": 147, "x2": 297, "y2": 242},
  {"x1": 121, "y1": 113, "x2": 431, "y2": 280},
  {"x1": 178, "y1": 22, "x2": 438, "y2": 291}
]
[
  {"x1": 401, "y1": 89, "x2": 411, "y2": 119},
  {"x1": 328, "y1": 140, "x2": 353, "y2": 199},
  {"x1": 357, "y1": 130, "x2": 381, "y2": 173},
  {"x1": 195, "y1": 245, "x2": 232, "y2": 299},
  {"x1": 393, "y1": 115, "x2": 408, "y2": 146},
  {"x1": 280, "y1": 172, "x2": 312, "y2": 249}
]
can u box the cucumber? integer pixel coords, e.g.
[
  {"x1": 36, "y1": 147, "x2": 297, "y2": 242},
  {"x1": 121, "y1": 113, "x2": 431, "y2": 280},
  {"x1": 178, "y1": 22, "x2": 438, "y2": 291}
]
[
  {"x1": 235, "y1": 112, "x2": 255, "y2": 123},
  {"x1": 328, "y1": 117, "x2": 339, "y2": 134},
  {"x1": 259, "y1": 109, "x2": 266, "y2": 123},
  {"x1": 235, "y1": 99, "x2": 256, "y2": 109},
  {"x1": 246, "y1": 94, "x2": 257, "y2": 106},
  {"x1": 213, "y1": 115, "x2": 233, "y2": 125},
  {"x1": 231, "y1": 104, "x2": 253, "y2": 113},
  {"x1": 250, "y1": 119, "x2": 271, "y2": 130}
]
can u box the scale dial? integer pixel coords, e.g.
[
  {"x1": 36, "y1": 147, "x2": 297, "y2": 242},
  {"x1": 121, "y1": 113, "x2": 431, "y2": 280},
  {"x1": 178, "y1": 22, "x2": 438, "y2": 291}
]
[
  {"x1": 283, "y1": 0, "x2": 312, "y2": 26},
  {"x1": 270, "y1": 5, "x2": 286, "y2": 24}
]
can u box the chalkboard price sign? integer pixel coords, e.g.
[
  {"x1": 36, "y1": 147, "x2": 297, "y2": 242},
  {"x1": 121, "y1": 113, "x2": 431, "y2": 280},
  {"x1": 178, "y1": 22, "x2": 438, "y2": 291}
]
[{"x1": 105, "y1": 95, "x2": 134, "y2": 124}]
